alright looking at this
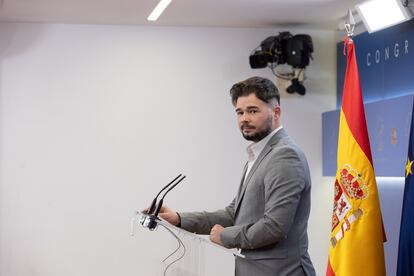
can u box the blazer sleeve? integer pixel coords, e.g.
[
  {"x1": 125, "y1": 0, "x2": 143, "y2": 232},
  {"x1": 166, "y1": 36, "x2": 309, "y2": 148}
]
[
  {"x1": 220, "y1": 147, "x2": 306, "y2": 249},
  {"x1": 179, "y1": 198, "x2": 236, "y2": 234}
]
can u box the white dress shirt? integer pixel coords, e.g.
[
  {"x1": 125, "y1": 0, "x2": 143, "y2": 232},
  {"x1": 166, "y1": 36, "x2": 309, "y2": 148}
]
[{"x1": 245, "y1": 126, "x2": 283, "y2": 178}]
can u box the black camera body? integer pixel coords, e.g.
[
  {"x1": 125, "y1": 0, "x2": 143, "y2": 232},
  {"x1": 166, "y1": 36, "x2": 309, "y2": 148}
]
[{"x1": 249, "y1": 32, "x2": 313, "y2": 69}]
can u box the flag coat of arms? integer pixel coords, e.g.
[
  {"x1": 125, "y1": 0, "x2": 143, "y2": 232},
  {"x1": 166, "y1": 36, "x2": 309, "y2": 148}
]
[{"x1": 326, "y1": 38, "x2": 386, "y2": 276}]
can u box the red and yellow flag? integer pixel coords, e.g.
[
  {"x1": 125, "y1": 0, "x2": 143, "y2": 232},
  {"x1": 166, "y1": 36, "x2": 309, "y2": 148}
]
[{"x1": 326, "y1": 38, "x2": 386, "y2": 276}]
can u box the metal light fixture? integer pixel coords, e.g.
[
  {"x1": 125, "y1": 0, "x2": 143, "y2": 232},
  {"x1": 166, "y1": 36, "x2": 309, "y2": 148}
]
[{"x1": 356, "y1": 0, "x2": 412, "y2": 33}]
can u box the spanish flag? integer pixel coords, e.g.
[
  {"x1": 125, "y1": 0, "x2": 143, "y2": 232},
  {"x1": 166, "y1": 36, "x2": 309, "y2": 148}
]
[{"x1": 326, "y1": 38, "x2": 386, "y2": 276}]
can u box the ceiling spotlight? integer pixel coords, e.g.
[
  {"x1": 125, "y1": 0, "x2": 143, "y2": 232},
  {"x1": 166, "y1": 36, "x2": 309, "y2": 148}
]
[
  {"x1": 356, "y1": 0, "x2": 412, "y2": 33},
  {"x1": 147, "y1": 0, "x2": 172, "y2": 21}
]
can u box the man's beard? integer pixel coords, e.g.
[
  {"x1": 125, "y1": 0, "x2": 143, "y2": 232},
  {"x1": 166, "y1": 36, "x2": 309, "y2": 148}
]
[
  {"x1": 241, "y1": 117, "x2": 273, "y2": 142},
  {"x1": 242, "y1": 127, "x2": 272, "y2": 142}
]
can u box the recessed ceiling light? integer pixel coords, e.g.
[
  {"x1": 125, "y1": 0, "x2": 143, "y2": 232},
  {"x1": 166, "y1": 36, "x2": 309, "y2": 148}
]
[{"x1": 147, "y1": 0, "x2": 172, "y2": 21}]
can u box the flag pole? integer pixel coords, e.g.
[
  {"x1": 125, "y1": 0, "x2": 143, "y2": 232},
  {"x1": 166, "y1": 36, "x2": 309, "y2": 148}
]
[{"x1": 344, "y1": 9, "x2": 355, "y2": 40}]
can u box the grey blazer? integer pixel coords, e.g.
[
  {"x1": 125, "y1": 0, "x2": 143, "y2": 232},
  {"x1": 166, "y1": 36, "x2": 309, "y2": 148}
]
[{"x1": 180, "y1": 129, "x2": 315, "y2": 276}]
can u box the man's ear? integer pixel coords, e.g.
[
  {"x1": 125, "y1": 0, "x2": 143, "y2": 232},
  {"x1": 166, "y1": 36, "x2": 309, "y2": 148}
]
[{"x1": 273, "y1": 105, "x2": 281, "y2": 119}]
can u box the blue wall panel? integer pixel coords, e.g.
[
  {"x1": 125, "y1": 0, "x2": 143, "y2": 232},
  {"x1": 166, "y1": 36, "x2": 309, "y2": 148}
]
[
  {"x1": 322, "y1": 94, "x2": 413, "y2": 176},
  {"x1": 322, "y1": 109, "x2": 339, "y2": 176}
]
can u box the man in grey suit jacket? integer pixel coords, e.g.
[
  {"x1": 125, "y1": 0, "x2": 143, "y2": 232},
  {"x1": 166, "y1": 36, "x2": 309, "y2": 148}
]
[{"x1": 158, "y1": 76, "x2": 315, "y2": 276}]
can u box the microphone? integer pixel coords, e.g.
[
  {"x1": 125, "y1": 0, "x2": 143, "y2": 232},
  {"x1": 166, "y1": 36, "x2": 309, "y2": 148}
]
[
  {"x1": 141, "y1": 174, "x2": 186, "y2": 230},
  {"x1": 153, "y1": 175, "x2": 186, "y2": 218},
  {"x1": 140, "y1": 174, "x2": 181, "y2": 227},
  {"x1": 147, "y1": 174, "x2": 182, "y2": 215}
]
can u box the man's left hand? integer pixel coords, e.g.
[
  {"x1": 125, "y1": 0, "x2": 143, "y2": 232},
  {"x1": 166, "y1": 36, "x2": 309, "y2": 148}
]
[{"x1": 210, "y1": 224, "x2": 224, "y2": 246}]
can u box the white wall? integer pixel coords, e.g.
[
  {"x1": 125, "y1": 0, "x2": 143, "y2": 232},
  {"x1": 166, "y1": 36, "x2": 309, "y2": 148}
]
[{"x1": 0, "y1": 22, "x2": 337, "y2": 276}]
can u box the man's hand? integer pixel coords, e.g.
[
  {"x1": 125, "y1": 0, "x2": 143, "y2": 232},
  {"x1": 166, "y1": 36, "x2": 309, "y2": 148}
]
[
  {"x1": 210, "y1": 224, "x2": 224, "y2": 246},
  {"x1": 157, "y1": 205, "x2": 180, "y2": 226},
  {"x1": 143, "y1": 205, "x2": 180, "y2": 226}
]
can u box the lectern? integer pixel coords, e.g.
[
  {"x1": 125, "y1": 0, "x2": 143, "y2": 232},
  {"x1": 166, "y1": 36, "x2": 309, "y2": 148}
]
[{"x1": 131, "y1": 211, "x2": 244, "y2": 276}]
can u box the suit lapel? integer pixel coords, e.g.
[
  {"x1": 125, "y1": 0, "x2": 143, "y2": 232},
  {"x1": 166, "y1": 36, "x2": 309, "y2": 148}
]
[
  {"x1": 235, "y1": 145, "x2": 272, "y2": 213},
  {"x1": 235, "y1": 163, "x2": 248, "y2": 204},
  {"x1": 234, "y1": 129, "x2": 288, "y2": 215}
]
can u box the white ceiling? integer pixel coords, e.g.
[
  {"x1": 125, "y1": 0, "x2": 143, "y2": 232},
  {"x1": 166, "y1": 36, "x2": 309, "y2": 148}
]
[{"x1": 0, "y1": 0, "x2": 364, "y2": 29}]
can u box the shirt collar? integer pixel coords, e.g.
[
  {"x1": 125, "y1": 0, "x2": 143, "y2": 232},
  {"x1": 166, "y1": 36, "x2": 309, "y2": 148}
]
[{"x1": 246, "y1": 126, "x2": 283, "y2": 162}]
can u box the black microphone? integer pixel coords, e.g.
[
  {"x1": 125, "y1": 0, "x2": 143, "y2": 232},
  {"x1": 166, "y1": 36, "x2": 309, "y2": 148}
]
[
  {"x1": 153, "y1": 175, "x2": 186, "y2": 218},
  {"x1": 147, "y1": 174, "x2": 182, "y2": 215},
  {"x1": 142, "y1": 174, "x2": 186, "y2": 230}
]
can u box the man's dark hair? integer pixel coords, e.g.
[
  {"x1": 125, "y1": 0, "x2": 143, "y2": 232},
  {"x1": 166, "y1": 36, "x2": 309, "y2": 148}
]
[{"x1": 230, "y1": 76, "x2": 280, "y2": 106}]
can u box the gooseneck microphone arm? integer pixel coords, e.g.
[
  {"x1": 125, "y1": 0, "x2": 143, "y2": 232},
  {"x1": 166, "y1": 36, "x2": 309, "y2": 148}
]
[
  {"x1": 141, "y1": 174, "x2": 186, "y2": 230},
  {"x1": 154, "y1": 175, "x2": 186, "y2": 217},
  {"x1": 147, "y1": 174, "x2": 182, "y2": 215}
]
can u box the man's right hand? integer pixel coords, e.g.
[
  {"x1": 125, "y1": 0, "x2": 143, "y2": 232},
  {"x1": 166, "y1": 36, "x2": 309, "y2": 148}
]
[{"x1": 156, "y1": 205, "x2": 180, "y2": 226}]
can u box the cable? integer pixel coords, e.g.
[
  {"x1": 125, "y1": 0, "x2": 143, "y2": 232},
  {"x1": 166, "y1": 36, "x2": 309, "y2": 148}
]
[
  {"x1": 159, "y1": 224, "x2": 186, "y2": 276},
  {"x1": 129, "y1": 212, "x2": 187, "y2": 275},
  {"x1": 269, "y1": 64, "x2": 293, "y2": 80},
  {"x1": 161, "y1": 231, "x2": 182, "y2": 263},
  {"x1": 269, "y1": 65, "x2": 305, "y2": 85},
  {"x1": 160, "y1": 224, "x2": 186, "y2": 276},
  {"x1": 271, "y1": 67, "x2": 292, "y2": 80}
]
